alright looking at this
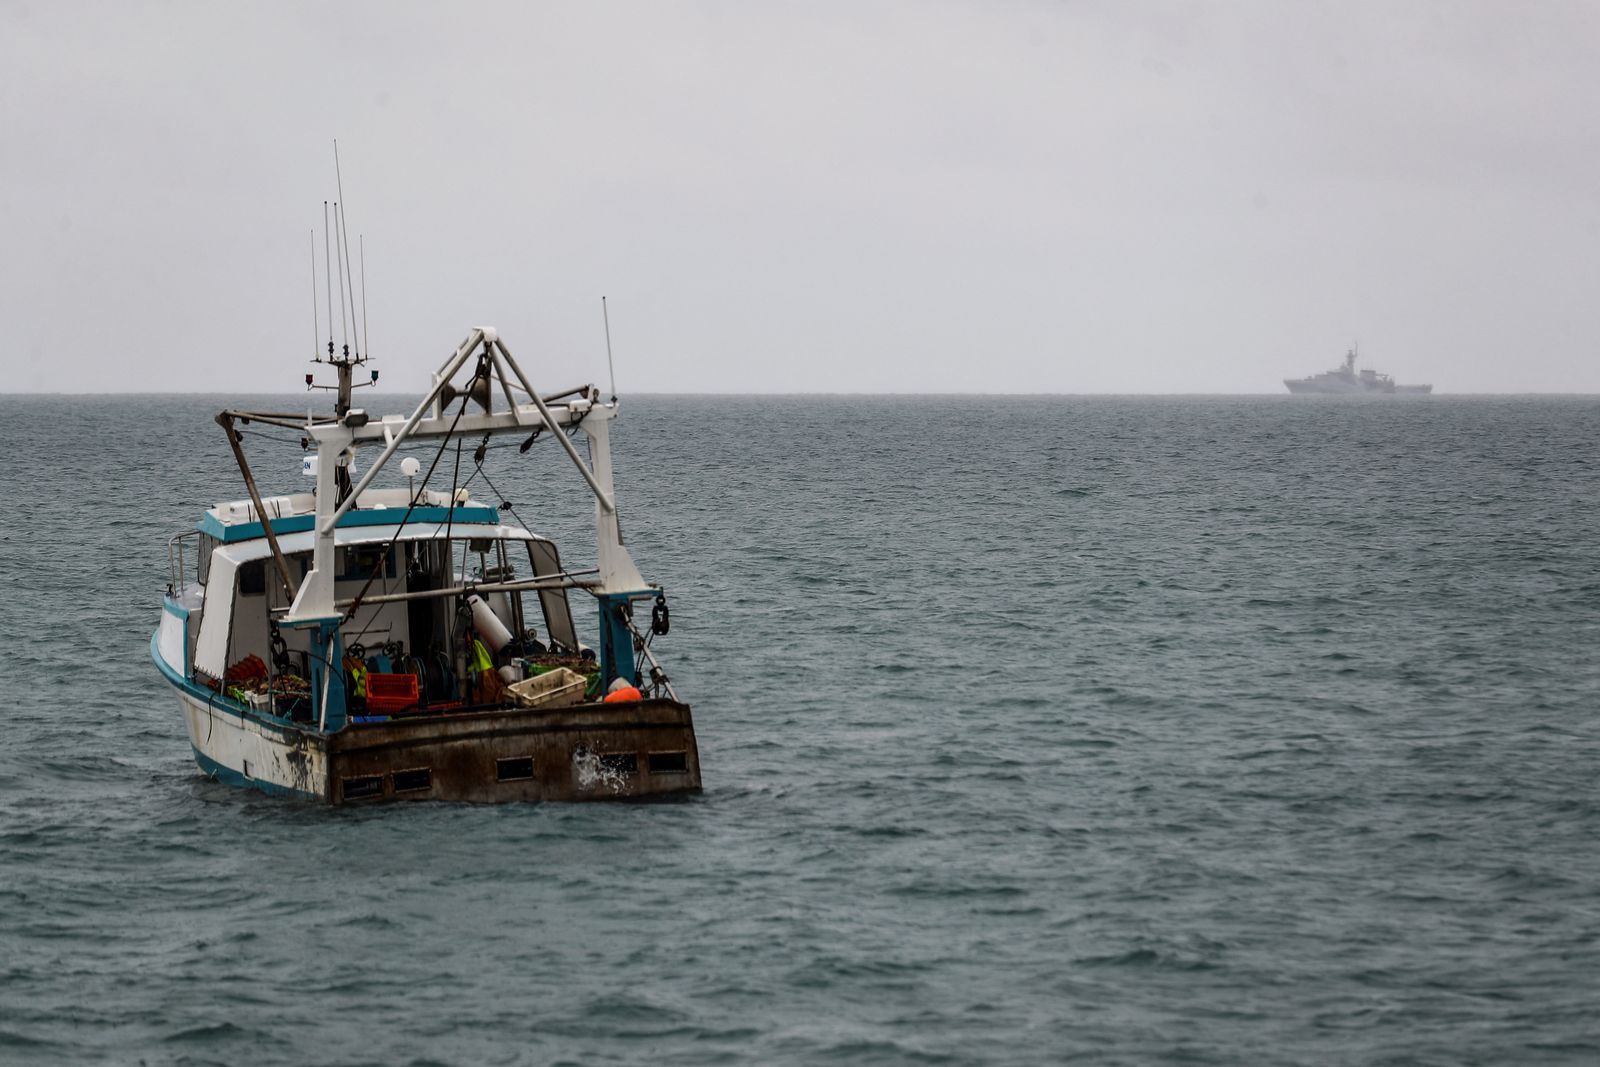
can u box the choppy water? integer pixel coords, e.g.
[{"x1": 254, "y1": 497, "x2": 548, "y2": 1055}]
[{"x1": 1, "y1": 393, "x2": 1598, "y2": 1066}]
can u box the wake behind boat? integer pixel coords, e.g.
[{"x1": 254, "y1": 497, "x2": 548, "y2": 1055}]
[
  {"x1": 1284, "y1": 347, "x2": 1432, "y2": 395},
  {"x1": 152, "y1": 322, "x2": 701, "y2": 804}
]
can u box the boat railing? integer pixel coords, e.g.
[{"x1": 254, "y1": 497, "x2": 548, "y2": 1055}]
[{"x1": 167, "y1": 530, "x2": 202, "y2": 597}]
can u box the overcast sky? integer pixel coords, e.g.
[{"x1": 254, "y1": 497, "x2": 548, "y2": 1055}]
[{"x1": 3, "y1": 1, "x2": 1597, "y2": 393}]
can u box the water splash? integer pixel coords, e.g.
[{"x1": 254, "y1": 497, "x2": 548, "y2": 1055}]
[{"x1": 571, "y1": 746, "x2": 630, "y2": 796}]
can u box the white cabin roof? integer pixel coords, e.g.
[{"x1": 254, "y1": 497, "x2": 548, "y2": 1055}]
[
  {"x1": 197, "y1": 487, "x2": 524, "y2": 546},
  {"x1": 213, "y1": 523, "x2": 541, "y2": 565}
]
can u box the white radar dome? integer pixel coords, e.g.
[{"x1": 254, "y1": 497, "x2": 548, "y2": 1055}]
[{"x1": 400, "y1": 457, "x2": 421, "y2": 477}]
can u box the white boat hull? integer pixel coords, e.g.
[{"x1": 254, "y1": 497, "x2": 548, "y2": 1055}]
[
  {"x1": 154, "y1": 628, "x2": 328, "y2": 799},
  {"x1": 176, "y1": 688, "x2": 328, "y2": 799}
]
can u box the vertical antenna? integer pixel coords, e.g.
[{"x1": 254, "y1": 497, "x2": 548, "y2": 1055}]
[
  {"x1": 359, "y1": 234, "x2": 370, "y2": 362},
  {"x1": 339, "y1": 203, "x2": 359, "y2": 359},
  {"x1": 322, "y1": 202, "x2": 333, "y2": 360},
  {"x1": 602, "y1": 295, "x2": 617, "y2": 401},
  {"x1": 334, "y1": 139, "x2": 361, "y2": 360},
  {"x1": 310, "y1": 229, "x2": 319, "y2": 359},
  {"x1": 334, "y1": 202, "x2": 348, "y2": 353}
]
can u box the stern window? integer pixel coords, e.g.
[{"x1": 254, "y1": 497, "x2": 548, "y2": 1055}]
[
  {"x1": 341, "y1": 775, "x2": 384, "y2": 801},
  {"x1": 392, "y1": 767, "x2": 432, "y2": 793},
  {"x1": 648, "y1": 751, "x2": 688, "y2": 774},
  {"x1": 497, "y1": 757, "x2": 534, "y2": 782},
  {"x1": 598, "y1": 753, "x2": 638, "y2": 775}
]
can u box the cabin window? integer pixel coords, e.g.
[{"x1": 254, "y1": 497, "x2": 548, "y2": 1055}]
[
  {"x1": 392, "y1": 767, "x2": 432, "y2": 793},
  {"x1": 197, "y1": 534, "x2": 220, "y2": 584},
  {"x1": 525, "y1": 538, "x2": 579, "y2": 655},
  {"x1": 337, "y1": 545, "x2": 395, "y2": 581},
  {"x1": 648, "y1": 751, "x2": 688, "y2": 774},
  {"x1": 496, "y1": 756, "x2": 534, "y2": 782},
  {"x1": 238, "y1": 560, "x2": 267, "y2": 597},
  {"x1": 341, "y1": 775, "x2": 384, "y2": 801}
]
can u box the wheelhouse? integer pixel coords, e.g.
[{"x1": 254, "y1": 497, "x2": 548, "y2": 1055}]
[{"x1": 163, "y1": 487, "x2": 595, "y2": 721}]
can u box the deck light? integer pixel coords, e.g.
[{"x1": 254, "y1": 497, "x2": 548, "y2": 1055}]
[{"x1": 401, "y1": 455, "x2": 420, "y2": 501}]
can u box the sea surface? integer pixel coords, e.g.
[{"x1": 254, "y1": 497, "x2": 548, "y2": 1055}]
[{"x1": 1, "y1": 393, "x2": 1598, "y2": 1066}]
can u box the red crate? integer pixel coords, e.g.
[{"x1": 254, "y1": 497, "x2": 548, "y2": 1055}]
[{"x1": 366, "y1": 672, "x2": 420, "y2": 712}]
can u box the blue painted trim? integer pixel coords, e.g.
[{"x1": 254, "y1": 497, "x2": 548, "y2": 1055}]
[
  {"x1": 190, "y1": 745, "x2": 321, "y2": 801},
  {"x1": 197, "y1": 505, "x2": 501, "y2": 544},
  {"x1": 308, "y1": 621, "x2": 347, "y2": 731},
  {"x1": 596, "y1": 589, "x2": 657, "y2": 690}
]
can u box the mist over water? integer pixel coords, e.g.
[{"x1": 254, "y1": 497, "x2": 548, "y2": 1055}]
[{"x1": 1, "y1": 394, "x2": 1597, "y2": 1065}]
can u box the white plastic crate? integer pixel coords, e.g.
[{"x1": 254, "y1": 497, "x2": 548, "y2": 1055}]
[{"x1": 507, "y1": 667, "x2": 587, "y2": 709}]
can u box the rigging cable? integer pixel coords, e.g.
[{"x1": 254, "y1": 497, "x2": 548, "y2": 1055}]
[
  {"x1": 471, "y1": 447, "x2": 600, "y2": 588},
  {"x1": 342, "y1": 387, "x2": 474, "y2": 635}
]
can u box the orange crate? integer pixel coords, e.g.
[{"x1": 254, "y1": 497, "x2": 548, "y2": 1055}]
[{"x1": 366, "y1": 672, "x2": 420, "y2": 712}]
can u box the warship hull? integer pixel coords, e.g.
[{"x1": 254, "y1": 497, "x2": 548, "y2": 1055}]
[{"x1": 1285, "y1": 348, "x2": 1431, "y2": 395}]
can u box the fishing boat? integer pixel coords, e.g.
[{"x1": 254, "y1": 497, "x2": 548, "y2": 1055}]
[{"x1": 151, "y1": 325, "x2": 701, "y2": 803}]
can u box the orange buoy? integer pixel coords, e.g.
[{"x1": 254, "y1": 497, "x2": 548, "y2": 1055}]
[{"x1": 603, "y1": 684, "x2": 643, "y2": 703}]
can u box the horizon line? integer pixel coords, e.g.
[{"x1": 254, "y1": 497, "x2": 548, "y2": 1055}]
[{"x1": 2, "y1": 389, "x2": 1597, "y2": 399}]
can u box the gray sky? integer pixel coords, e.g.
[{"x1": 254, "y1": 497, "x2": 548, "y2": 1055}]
[{"x1": 3, "y1": 1, "x2": 1597, "y2": 393}]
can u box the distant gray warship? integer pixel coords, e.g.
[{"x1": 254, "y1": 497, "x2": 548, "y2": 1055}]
[{"x1": 1284, "y1": 348, "x2": 1432, "y2": 395}]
